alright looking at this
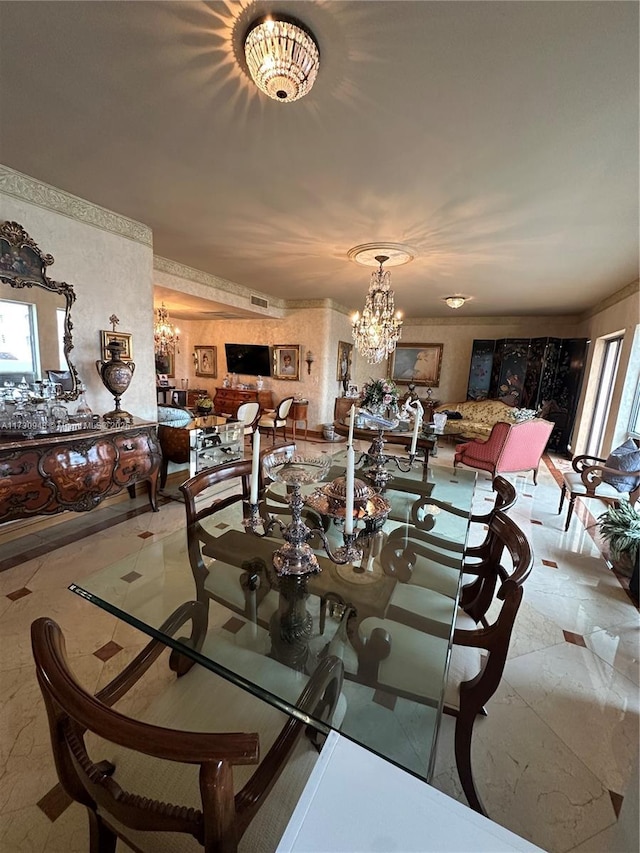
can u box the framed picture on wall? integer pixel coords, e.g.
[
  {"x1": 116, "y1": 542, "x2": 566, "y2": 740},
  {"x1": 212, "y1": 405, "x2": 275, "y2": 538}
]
[
  {"x1": 336, "y1": 341, "x2": 353, "y2": 382},
  {"x1": 389, "y1": 343, "x2": 443, "y2": 387},
  {"x1": 155, "y1": 350, "x2": 175, "y2": 378},
  {"x1": 101, "y1": 330, "x2": 133, "y2": 362},
  {"x1": 194, "y1": 345, "x2": 217, "y2": 378},
  {"x1": 273, "y1": 345, "x2": 300, "y2": 380}
]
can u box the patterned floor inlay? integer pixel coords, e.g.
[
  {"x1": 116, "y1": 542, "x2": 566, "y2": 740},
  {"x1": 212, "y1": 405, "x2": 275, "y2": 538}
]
[
  {"x1": 609, "y1": 790, "x2": 624, "y2": 818},
  {"x1": 94, "y1": 640, "x2": 124, "y2": 662},
  {"x1": 531, "y1": 519, "x2": 543, "y2": 525},
  {"x1": 562, "y1": 630, "x2": 587, "y2": 647},
  {"x1": 6, "y1": 586, "x2": 32, "y2": 601},
  {"x1": 542, "y1": 559, "x2": 558, "y2": 568},
  {"x1": 373, "y1": 689, "x2": 397, "y2": 711},
  {"x1": 121, "y1": 570, "x2": 142, "y2": 583},
  {"x1": 223, "y1": 616, "x2": 245, "y2": 634},
  {"x1": 138, "y1": 530, "x2": 154, "y2": 539},
  {"x1": 36, "y1": 782, "x2": 72, "y2": 822}
]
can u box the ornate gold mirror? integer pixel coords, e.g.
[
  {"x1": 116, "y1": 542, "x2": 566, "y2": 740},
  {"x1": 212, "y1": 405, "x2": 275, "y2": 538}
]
[{"x1": 0, "y1": 221, "x2": 80, "y2": 401}]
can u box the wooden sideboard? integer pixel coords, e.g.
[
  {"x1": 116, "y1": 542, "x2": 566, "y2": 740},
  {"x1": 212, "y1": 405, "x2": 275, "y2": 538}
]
[
  {"x1": 334, "y1": 396, "x2": 360, "y2": 422},
  {"x1": 213, "y1": 387, "x2": 274, "y2": 417},
  {"x1": 0, "y1": 421, "x2": 161, "y2": 525}
]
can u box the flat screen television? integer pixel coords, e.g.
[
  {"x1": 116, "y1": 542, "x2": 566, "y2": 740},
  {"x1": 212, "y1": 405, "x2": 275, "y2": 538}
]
[{"x1": 224, "y1": 343, "x2": 272, "y2": 377}]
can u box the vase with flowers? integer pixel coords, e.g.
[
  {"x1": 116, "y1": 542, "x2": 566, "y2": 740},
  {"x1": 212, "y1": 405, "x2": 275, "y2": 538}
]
[{"x1": 361, "y1": 378, "x2": 400, "y2": 418}]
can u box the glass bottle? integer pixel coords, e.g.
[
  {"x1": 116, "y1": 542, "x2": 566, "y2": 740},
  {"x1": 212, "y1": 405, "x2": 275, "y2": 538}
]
[{"x1": 75, "y1": 383, "x2": 93, "y2": 428}]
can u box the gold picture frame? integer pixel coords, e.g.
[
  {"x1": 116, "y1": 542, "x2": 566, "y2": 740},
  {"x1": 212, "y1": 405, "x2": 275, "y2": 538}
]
[
  {"x1": 273, "y1": 345, "x2": 300, "y2": 380},
  {"x1": 389, "y1": 342, "x2": 443, "y2": 387},
  {"x1": 194, "y1": 345, "x2": 217, "y2": 378},
  {"x1": 155, "y1": 351, "x2": 174, "y2": 378},
  {"x1": 336, "y1": 341, "x2": 353, "y2": 382},
  {"x1": 101, "y1": 330, "x2": 132, "y2": 362}
]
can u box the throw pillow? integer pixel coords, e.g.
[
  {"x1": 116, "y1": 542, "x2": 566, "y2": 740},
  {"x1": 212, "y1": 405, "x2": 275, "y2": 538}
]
[
  {"x1": 602, "y1": 439, "x2": 640, "y2": 493},
  {"x1": 511, "y1": 408, "x2": 537, "y2": 422}
]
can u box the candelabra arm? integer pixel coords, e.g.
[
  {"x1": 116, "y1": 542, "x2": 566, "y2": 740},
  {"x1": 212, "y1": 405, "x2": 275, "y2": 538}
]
[
  {"x1": 308, "y1": 527, "x2": 362, "y2": 565},
  {"x1": 242, "y1": 500, "x2": 287, "y2": 538}
]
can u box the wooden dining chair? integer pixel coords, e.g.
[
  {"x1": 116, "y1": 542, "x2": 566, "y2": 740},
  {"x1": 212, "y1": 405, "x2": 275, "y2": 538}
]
[
  {"x1": 354, "y1": 511, "x2": 533, "y2": 816},
  {"x1": 32, "y1": 616, "x2": 344, "y2": 853},
  {"x1": 180, "y1": 458, "x2": 280, "y2": 628},
  {"x1": 236, "y1": 401, "x2": 261, "y2": 444}
]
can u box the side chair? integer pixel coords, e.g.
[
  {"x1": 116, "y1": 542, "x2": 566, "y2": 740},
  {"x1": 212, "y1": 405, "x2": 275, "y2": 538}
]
[
  {"x1": 258, "y1": 397, "x2": 294, "y2": 443},
  {"x1": 180, "y1": 458, "x2": 280, "y2": 628},
  {"x1": 354, "y1": 511, "x2": 533, "y2": 816},
  {"x1": 32, "y1": 616, "x2": 344, "y2": 853},
  {"x1": 236, "y1": 401, "x2": 260, "y2": 444}
]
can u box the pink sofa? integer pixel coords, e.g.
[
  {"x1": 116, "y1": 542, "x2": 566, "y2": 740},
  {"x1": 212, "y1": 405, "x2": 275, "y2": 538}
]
[{"x1": 454, "y1": 419, "x2": 554, "y2": 484}]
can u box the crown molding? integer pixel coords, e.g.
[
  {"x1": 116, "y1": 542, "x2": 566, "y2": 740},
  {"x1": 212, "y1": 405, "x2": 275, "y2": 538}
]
[
  {"x1": 0, "y1": 165, "x2": 152, "y2": 246},
  {"x1": 153, "y1": 255, "x2": 287, "y2": 310},
  {"x1": 404, "y1": 314, "x2": 582, "y2": 327},
  {"x1": 579, "y1": 279, "x2": 639, "y2": 321}
]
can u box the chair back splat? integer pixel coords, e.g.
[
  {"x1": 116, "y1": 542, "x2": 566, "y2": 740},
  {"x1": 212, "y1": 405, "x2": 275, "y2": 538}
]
[
  {"x1": 355, "y1": 510, "x2": 533, "y2": 817},
  {"x1": 32, "y1": 617, "x2": 344, "y2": 852}
]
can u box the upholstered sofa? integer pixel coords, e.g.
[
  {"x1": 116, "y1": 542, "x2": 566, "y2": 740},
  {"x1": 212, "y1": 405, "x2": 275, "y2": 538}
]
[{"x1": 434, "y1": 399, "x2": 521, "y2": 440}]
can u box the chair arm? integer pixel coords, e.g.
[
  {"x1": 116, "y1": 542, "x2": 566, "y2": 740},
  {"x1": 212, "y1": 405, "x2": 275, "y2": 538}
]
[
  {"x1": 578, "y1": 462, "x2": 640, "y2": 492},
  {"x1": 572, "y1": 454, "x2": 606, "y2": 473},
  {"x1": 234, "y1": 655, "x2": 344, "y2": 831},
  {"x1": 95, "y1": 600, "x2": 207, "y2": 707}
]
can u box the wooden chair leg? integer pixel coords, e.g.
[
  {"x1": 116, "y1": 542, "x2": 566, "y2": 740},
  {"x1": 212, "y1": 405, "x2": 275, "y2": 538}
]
[
  {"x1": 558, "y1": 483, "x2": 566, "y2": 514},
  {"x1": 454, "y1": 710, "x2": 487, "y2": 816},
  {"x1": 564, "y1": 495, "x2": 576, "y2": 531},
  {"x1": 88, "y1": 810, "x2": 118, "y2": 853}
]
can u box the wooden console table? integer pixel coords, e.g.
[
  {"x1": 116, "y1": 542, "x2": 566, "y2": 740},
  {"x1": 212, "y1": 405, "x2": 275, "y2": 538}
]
[
  {"x1": 0, "y1": 421, "x2": 161, "y2": 525},
  {"x1": 213, "y1": 387, "x2": 274, "y2": 417}
]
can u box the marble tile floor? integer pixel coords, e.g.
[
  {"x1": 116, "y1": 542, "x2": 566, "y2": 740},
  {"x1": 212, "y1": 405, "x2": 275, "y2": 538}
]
[{"x1": 0, "y1": 438, "x2": 637, "y2": 852}]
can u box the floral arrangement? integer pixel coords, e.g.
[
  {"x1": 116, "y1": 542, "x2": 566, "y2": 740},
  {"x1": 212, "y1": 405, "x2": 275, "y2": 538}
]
[{"x1": 361, "y1": 378, "x2": 400, "y2": 411}]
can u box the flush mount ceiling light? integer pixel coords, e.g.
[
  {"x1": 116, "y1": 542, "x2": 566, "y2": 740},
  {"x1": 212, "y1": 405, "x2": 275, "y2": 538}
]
[
  {"x1": 352, "y1": 255, "x2": 404, "y2": 364},
  {"x1": 444, "y1": 296, "x2": 468, "y2": 309},
  {"x1": 244, "y1": 15, "x2": 320, "y2": 103}
]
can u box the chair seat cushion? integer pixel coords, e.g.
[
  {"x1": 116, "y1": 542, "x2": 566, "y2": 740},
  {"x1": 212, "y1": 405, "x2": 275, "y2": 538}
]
[
  {"x1": 563, "y1": 471, "x2": 631, "y2": 500},
  {"x1": 602, "y1": 439, "x2": 640, "y2": 492}
]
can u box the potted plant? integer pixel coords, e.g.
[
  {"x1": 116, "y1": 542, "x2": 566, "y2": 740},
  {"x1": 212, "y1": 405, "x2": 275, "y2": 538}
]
[{"x1": 597, "y1": 500, "x2": 640, "y2": 575}]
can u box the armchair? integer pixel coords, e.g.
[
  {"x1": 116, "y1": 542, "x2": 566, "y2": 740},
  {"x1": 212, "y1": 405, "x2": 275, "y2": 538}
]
[
  {"x1": 558, "y1": 444, "x2": 640, "y2": 531},
  {"x1": 454, "y1": 419, "x2": 554, "y2": 485}
]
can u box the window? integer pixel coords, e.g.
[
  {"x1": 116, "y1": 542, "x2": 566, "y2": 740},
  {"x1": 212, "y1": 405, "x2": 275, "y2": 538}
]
[
  {"x1": 0, "y1": 298, "x2": 38, "y2": 383},
  {"x1": 585, "y1": 335, "x2": 623, "y2": 457},
  {"x1": 629, "y1": 379, "x2": 640, "y2": 438}
]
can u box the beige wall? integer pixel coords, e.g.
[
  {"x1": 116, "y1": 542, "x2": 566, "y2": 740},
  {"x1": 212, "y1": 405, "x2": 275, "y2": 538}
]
[{"x1": 1, "y1": 166, "x2": 157, "y2": 420}]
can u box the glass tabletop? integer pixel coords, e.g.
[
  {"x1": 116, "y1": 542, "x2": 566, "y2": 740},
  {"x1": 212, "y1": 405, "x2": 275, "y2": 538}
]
[{"x1": 70, "y1": 449, "x2": 476, "y2": 782}]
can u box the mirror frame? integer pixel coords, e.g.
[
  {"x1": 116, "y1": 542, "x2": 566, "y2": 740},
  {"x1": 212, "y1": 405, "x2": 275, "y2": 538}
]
[{"x1": 0, "y1": 220, "x2": 80, "y2": 401}]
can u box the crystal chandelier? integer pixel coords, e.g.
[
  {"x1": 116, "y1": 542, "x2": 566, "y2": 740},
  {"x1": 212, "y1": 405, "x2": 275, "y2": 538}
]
[
  {"x1": 352, "y1": 256, "x2": 403, "y2": 364},
  {"x1": 244, "y1": 16, "x2": 320, "y2": 103},
  {"x1": 153, "y1": 303, "x2": 179, "y2": 356},
  {"x1": 444, "y1": 296, "x2": 468, "y2": 309}
]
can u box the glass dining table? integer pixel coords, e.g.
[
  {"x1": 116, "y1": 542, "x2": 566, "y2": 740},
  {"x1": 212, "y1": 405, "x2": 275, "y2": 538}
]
[{"x1": 70, "y1": 447, "x2": 477, "y2": 784}]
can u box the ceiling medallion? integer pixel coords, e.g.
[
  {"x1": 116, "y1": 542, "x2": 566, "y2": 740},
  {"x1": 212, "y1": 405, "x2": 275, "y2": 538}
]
[
  {"x1": 244, "y1": 15, "x2": 320, "y2": 103},
  {"x1": 352, "y1": 254, "x2": 404, "y2": 365},
  {"x1": 348, "y1": 242, "x2": 416, "y2": 268},
  {"x1": 444, "y1": 296, "x2": 468, "y2": 309}
]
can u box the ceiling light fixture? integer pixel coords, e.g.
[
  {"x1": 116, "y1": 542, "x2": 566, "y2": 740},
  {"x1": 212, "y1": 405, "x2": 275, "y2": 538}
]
[
  {"x1": 352, "y1": 255, "x2": 403, "y2": 364},
  {"x1": 444, "y1": 296, "x2": 468, "y2": 309},
  {"x1": 153, "y1": 303, "x2": 179, "y2": 356},
  {"x1": 244, "y1": 15, "x2": 320, "y2": 103}
]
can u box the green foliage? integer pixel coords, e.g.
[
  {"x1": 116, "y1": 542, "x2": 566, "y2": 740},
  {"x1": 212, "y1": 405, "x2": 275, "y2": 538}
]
[{"x1": 597, "y1": 501, "x2": 640, "y2": 562}]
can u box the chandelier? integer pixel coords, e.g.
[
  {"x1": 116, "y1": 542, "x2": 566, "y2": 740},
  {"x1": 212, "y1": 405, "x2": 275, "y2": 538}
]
[
  {"x1": 352, "y1": 255, "x2": 403, "y2": 364},
  {"x1": 153, "y1": 303, "x2": 179, "y2": 356},
  {"x1": 244, "y1": 16, "x2": 320, "y2": 103}
]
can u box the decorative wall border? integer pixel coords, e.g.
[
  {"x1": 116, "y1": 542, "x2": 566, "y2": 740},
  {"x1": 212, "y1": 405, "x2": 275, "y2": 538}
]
[
  {"x1": 0, "y1": 165, "x2": 152, "y2": 246},
  {"x1": 579, "y1": 279, "x2": 639, "y2": 321}
]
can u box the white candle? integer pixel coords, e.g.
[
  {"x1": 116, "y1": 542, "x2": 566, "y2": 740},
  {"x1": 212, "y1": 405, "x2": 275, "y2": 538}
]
[
  {"x1": 344, "y1": 445, "x2": 355, "y2": 534},
  {"x1": 250, "y1": 428, "x2": 261, "y2": 504},
  {"x1": 348, "y1": 403, "x2": 355, "y2": 446},
  {"x1": 410, "y1": 407, "x2": 422, "y2": 455}
]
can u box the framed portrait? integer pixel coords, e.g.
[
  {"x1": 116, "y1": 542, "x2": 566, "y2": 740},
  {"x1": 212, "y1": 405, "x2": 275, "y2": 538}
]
[
  {"x1": 155, "y1": 350, "x2": 175, "y2": 378},
  {"x1": 273, "y1": 345, "x2": 300, "y2": 381},
  {"x1": 101, "y1": 330, "x2": 133, "y2": 362},
  {"x1": 336, "y1": 341, "x2": 353, "y2": 382},
  {"x1": 389, "y1": 342, "x2": 443, "y2": 387},
  {"x1": 194, "y1": 345, "x2": 217, "y2": 378}
]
